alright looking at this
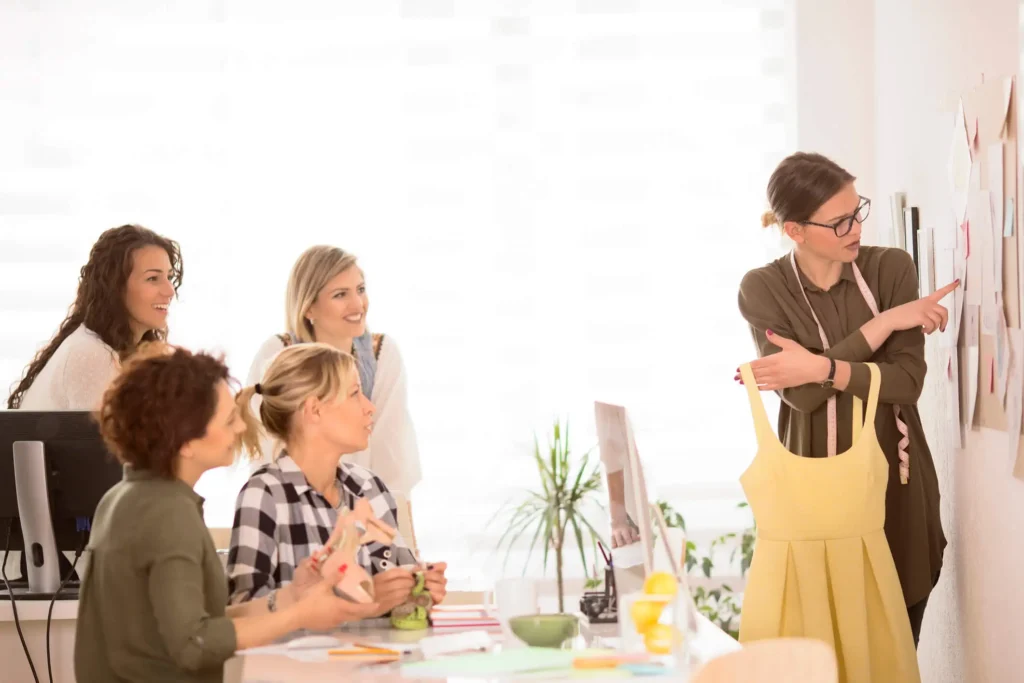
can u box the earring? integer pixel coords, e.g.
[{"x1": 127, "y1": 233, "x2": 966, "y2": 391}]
[{"x1": 308, "y1": 318, "x2": 315, "y2": 326}]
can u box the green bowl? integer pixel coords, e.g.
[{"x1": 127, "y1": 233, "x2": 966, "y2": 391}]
[{"x1": 508, "y1": 614, "x2": 580, "y2": 648}]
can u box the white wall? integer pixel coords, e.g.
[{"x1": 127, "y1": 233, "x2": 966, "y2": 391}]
[
  {"x1": 872, "y1": 1, "x2": 1024, "y2": 682},
  {"x1": 795, "y1": 0, "x2": 1024, "y2": 680},
  {"x1": 789, "y1": 0, "x2": 877, "y2": 242}
]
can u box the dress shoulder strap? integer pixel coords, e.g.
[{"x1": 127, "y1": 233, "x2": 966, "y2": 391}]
[
  {"x1": 739, "y1": 364, "x2": 775, "y2": 448},
  {"x1": 862, "y1": 362, "x2": 881, "y2": 432}
]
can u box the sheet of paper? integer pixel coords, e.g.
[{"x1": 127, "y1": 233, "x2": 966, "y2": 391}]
[
  {"x1": 890, "y1": 193, "x2": 907, "y2": 249},
  {"x1": 990, "y1": 143, "x2": 1005, "y2": 242},
  {"x1": 954, "y1": 245, "x2": 967, "y2": 344},
  {"x1": 1019, "y1": 163, "x2": 1024, "y2": 331},
  {"x1": 983, "y1": 293, "x2": 999, "y2": 338},
  {"x1": 936, "y1": 246, "x2": 957, "y2": 348},
  {"x1": 965, "y1": 304, "x2": 980, "y2": 347},
  {"x1": 1008, "y1": 329, "x2": 1023, "y2": 460},
  {"x1": 1006, "y1": 197, "x2": 1016, "y2": 237},
  {"x1": 1002, "y1": 76, "x2": 1015, "y2": 136},
  {"x1": 965, "y1": 200, "x2": 984, "y2": 307},
  {"x1": 949, "y1": 349, "x2": 964, "y2": 449},
  {"x1": 967, "y1": 344, "x2": 980, "y2": 431},
  {"x1": 918, "y1": 228, "x2": 934, "y2": 296},
  {"x1": 997, "y1": 297, "x2": 1011, "y2": 404},
  {"x1": 965, "y1": 305, "x2": 980, "y2": 430},
  {"x1": 988, "y1": 148, "x2": 1005, "y2": 294},
  {"x1": 949, "y1": 98, "x2": 973, "y2": 225},
  {"x1": 401, "y1": 648, "x2": 601, "y2": 678},
  {"x1": 976, "y1": 190, "x2": 997, "y2": 303}
]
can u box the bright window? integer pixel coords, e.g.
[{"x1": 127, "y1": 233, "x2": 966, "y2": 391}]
[{"x1": 1, "y1": 0, "x2": 790, "y2": 589}]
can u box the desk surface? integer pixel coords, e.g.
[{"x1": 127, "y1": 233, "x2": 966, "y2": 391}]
[
  {"x1": 0, "y1": 596, "x2": 78, "y2": 621},
  {"x1": 225, "y1": 613, "x2": 740, "y2": 682}
]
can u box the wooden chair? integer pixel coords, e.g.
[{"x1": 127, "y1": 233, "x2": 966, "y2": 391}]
[
  {"x1": 208, "y1": 527, "x2": 232, "y2": 550},
  {"x1": 391, "y1": 493, "x2": 419, "y2": 557},
  {"x1": 691, "y1": 638, "x2": 838, "y2": 683}
]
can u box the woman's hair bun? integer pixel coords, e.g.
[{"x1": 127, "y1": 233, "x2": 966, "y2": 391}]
[{"x1": 761, "y1": 210, "x2": 779, "y2": 228}]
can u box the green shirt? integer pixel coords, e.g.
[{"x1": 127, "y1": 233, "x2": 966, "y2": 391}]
[
  {"x1": 738, "y1": 245, "x2": 945, "y2": 607},
  {"x1": 75, "y1": 466, "x2": 237, "y2": 683}
]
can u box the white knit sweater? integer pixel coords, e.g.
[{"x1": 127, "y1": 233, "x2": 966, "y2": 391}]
[{"x1": 19, "y1": 325, "x2": 120, "y2": 410}]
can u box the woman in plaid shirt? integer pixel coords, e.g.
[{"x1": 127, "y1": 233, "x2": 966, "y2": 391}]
[{"x1": 228, "y1": 343, "x2": 447, "y2": 617}]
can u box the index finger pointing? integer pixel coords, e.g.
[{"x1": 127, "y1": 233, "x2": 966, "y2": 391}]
[{"x1": 929, "y1": 279, "x2": 961, "y2": 299}]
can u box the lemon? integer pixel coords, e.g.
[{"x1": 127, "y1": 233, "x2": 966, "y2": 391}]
[
  {"x1": 629, "y1": 598, "x2": 666, "y2": 632},
  {"x1": 642, "y1": 571, "x2": 678, "y2": 597},
  {"x1": 643, "y1": 623, "x2": 683, "y2": 655}
]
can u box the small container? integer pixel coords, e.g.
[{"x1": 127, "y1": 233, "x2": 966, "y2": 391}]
[{"x1": 617, "y1": 591, "x2": 691, "y2": 673}]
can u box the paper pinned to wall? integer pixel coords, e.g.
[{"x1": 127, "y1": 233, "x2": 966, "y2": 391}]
[
  {"x1": 989, "y1": 143, "x2": 1005, "y2": 245},
  {"x1": 992, "y1": 203, "x2": 1004, "y2": 297},
  {"x1": 1006, "y1": 196, "x2": 1016, "y2": 237},
  {"x1": 996, "y1": 298, "x2": 1011, "y2": 404},
  {"x1": 1006, "y1": 329, "x2": 1023, "y2": 461},
  {"x1": 949, "y1": 98, "x2": 973, "y2": 225},
  {"x1": 890, "y1": 193, "x2": 907, "y2": 249},
  {"x1": 954, "y1": 245, "x2": 967, "y2": 342},
  {"x1": 1001, "y1": 76, "x2": 1015, "y2": 137},
  {"x1": 965, "y1": 195, "x2": 985, "y2": 307},
  {"x1": 918, "y1": 227, "x2": 934, "y2": 296},
  {"x1": 949, "y1": 349, "x2": 964, "y2": 449},
  {"x1": 965, "y1": 305, "x2": 980, "y2": 431},
  {"x1": 982, "y1": 293, "x2": 999, "y2": 338},
  {"x1": 976, "y1": 190, "x2": 997, "y2": 301},
  {"x1": 936, "y1": 246, "x2": 957, "y2": 348}
]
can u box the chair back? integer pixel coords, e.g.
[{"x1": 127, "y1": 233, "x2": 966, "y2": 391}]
[{"x1": 691, "y1": 637, "x2": 838, "y2": 683}]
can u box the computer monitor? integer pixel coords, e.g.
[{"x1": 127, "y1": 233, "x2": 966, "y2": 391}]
[
  {"x1": 594, "y1": 402, "x2": 684, "y2": 592},
  {"x1": 0, "y1": 411, "x2": 123, "y2": 598}
]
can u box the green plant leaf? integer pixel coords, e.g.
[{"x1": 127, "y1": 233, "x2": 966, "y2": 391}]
[
  {"x1": 568, "y1": 514, "x2": 592, "y2": 582},
  {"x1": 499, "y1": 508, "x2": 543, "y2": 570},
  {"x1": 492, "y1": 418, "x2": 608, "y2": 609}
]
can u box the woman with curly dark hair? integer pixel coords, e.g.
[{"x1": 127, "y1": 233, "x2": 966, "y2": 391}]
[
  {"x1": 7, "y1": 224, "x2": 182, "y2": 410},
  {"x1": 74, "y1": 345, "x2": 379, "y2": 683}
]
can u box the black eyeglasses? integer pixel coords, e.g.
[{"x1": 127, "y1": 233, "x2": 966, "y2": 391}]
[{"x1": 800, "y1": 197, "x2": 871, "y2": 237}]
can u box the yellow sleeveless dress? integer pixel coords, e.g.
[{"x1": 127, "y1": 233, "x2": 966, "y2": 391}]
[{"x1": 737, "y1": 362, "x2": 920, "y2": 683}]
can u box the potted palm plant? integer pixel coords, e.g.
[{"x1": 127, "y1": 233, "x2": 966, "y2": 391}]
[{"x1": 492, "y1": 419, "x2": 605, "y2": 613}]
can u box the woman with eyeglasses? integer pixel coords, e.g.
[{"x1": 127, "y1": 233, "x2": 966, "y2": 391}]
[{"x1": 737, "y1": 152, "x2": 956, "y2": 647}]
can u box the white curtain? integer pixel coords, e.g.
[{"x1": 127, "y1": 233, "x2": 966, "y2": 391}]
[{"x1": 0, "y1": 0, "x2": 790, "y2": 589}]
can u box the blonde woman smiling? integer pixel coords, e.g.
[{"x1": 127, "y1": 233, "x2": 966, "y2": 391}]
[{"x1": 247, "y1": 246, "x2": 421, "y2": 495}]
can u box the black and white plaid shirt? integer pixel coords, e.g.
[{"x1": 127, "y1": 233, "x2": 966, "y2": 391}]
[{"x1": 226, "y1": 453, "x2": 418, "y2": 604}]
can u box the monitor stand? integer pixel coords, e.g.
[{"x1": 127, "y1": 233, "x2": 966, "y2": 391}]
[{"x1": 13, "y1": 441, "x2": 62, "y2": 595}]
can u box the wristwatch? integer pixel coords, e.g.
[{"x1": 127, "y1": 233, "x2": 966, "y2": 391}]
[{"x1": 821, "y1": 358, "x2": 836, "y2": 389}]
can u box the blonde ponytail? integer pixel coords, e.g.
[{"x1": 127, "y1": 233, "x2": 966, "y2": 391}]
[
  {"x1": 235, "y1": 385, "x2": 263, "y2": 460},
  {"x1": 238, "y1": 343, "x2": 358, "y2": 460},
  {"x1": 761, "y1": 210, "x2": 779, "y2": 228}
]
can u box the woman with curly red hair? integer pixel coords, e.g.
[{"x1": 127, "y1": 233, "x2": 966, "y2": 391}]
[
  {"x1": 74, "y1": 345, "x2": 379, "y2": 683},
  {"x1": 7, "y1": 224, "x2": 181, "y2": 410}
]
